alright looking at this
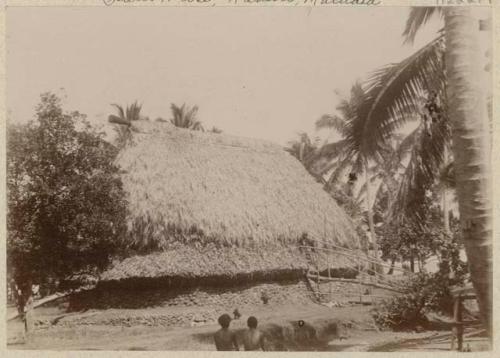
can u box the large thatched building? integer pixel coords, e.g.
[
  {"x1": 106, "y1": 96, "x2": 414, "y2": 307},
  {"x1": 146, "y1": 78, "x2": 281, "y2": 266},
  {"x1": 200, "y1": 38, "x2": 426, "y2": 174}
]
[{"x1": 79, "y1": 121, "x2": 361, "y2": 313}]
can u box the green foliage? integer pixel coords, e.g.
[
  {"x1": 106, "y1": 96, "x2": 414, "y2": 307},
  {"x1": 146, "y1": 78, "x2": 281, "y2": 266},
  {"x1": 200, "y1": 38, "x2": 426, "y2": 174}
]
[
  {"x1": 372, "y1": 273, "x2": 436, "y2": 330},
  {"x1": 314, "y1": 83, "x2": 370, "y2": 184},
  {"x1": 402, "y1": 7, "x2": 442, "y2": 44},
  {"x1": 372, "y1": 184, "x2": 467, "y2": 330},
  {"x1": 327, "y1": 184, "x2": 370, "y2": 251},
  {"x1": 170, "y1": 103, "x2": 204, "y2": 131},
  {"x1": 372, "y1": 269, "x2": 465, "y2": 331},
  {"x1": 7, "y1": 93, "x2": 128, "y2": 288},
  {"x1": 372, "y1": 231, "x2": 467, "y2": 331},
  {"x1": 378, "y1": 189, "x2": 460, "y2": 271},
  {"x1": 285, "y1": 133, "x2": 322, "y2": 181},
  {"x1": 110, "y1": 101, "x2": 144, "y2": 148}
]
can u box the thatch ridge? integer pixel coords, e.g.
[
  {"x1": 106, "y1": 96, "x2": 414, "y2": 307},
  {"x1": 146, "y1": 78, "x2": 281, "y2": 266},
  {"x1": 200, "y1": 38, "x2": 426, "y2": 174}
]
[{"x1": 116, "y1": 120, "x2": 358, "y2": 251}]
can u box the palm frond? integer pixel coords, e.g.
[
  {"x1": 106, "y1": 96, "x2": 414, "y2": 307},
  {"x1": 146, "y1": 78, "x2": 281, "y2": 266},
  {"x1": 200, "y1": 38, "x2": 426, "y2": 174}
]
[
  {"x1": 126, "y1": 101, "x2": 142, "y2": 121},
  {"x1": 109, "y1": 102, "x2": 144, "y2": 148},
  {"x1": 170, "y1": 103, "x2": 204, "y2": 131},
  {"x1": 356, "y1": 173, "x2": 382, "y2": 201},
  {"x1": 387, "y1": 124, "x2": 423, "y2": 167},
  {"x1": 360, "y1": 35, "x2": 445, "y2": 153},
  {"x1": 285, "y1": 133, "x2": 319, "y2": 168},
  {"x1": 111, "y1": 104, "x2": 125, "y2": 120},
  {"x1": 316, "y1": 139, "x2": 347, "y2": 162},
  {"x1": 324, "y1": 155, "x2": 354, "y2": 188},
  {"x1": 439, "y1": 161, "x2": 455, "y2": 189},
  {"x1": 402, "y1": 7, "x2": 442, "y2": 44},
  {"x1": 390, "y1": 116, "x2": 449, "y2": 220},
  {"x1": 316, "y1": 114, "x2": 347, "y2": 135}
]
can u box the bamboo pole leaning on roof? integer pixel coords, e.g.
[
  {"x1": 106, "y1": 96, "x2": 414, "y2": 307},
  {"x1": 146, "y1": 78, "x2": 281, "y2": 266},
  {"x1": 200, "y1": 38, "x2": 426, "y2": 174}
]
[{"x1": 324, "y1": 215, "x2": 332, "y2": 301}]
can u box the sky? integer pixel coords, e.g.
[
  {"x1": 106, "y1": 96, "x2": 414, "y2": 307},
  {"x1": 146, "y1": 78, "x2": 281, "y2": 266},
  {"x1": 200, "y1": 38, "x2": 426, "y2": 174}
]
[{"x1": 6, "y1": 6, "x2": 442, "y2": 145}]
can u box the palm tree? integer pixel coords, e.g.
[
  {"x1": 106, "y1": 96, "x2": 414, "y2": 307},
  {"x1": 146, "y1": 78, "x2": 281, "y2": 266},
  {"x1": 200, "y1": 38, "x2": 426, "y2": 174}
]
[
  {"x1": 315, "y1": 83, "x2": 386, "y2": 263},
  {"x1": 285, "y1": 131, "x2": 371, "y2": 245},
  {"x1": 360, "y1": 6, "x2": 492, "y2": 334},
  {"x1": 443, "y1": 7, "x2": 492, "y2": 334},
  {"x1": 169, "y1": 103, "x2": 204, "y2": 131},
  {"x1": 285, "y1": 132, "x2": 322, "y2": 179},
  {"x1": 108, "y1": 101, "x2": 144, "y2": 148}
]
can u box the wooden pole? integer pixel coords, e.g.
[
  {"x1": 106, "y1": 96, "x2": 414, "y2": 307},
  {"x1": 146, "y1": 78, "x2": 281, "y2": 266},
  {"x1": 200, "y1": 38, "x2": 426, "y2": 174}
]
[
  {"x1": 307, "y1": 274, "x2": 403, "y2": 293},
  {"x1": 298, "y1": 242, "x2": 412, "y2": 275},
  {"x1": 324, "y1": 215, "x2": 331, "y2": 302},
  {"x1": 315, "y1": 241, "x2": 320, "y2": 295},
  {"x1": 358, "y1": 257, "x2": 363, "y2": 304},
  {"x1": 453, "y1": 295, "x2": 464, "y2": 351},
  {"x1": 317, "y1": 261, "x2": 321, "y2": 294},
  {"x1": 328, "y1": 255, "x2": 332, "y2": 302}
]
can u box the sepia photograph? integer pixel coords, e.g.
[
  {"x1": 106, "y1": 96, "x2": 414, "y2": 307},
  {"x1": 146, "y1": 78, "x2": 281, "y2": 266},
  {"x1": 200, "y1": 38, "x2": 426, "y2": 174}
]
[{"x1": 4, "y1": 3, "x2": 494, "y2": 352}]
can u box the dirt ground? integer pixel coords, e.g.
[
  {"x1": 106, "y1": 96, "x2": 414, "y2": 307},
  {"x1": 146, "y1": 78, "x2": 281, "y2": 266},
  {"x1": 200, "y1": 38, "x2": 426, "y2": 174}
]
[{"x1": 6, "y1": 301, "x2": 489, "y2": 352}]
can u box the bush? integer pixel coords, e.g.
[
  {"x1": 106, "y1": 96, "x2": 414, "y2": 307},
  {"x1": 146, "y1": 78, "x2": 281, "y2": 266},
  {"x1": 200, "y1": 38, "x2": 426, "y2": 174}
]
[{"x1": 371, "y1": 272, "x2": 463, "y2": 331}]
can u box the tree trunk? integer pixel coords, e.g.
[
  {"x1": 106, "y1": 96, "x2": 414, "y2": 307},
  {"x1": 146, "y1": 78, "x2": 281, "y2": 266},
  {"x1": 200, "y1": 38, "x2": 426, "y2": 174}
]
[
  {"x1": 442, "y1": 145, "x2": 451, "y2": 236},
  {"x1": 442, "y1": 187, "x2": 450, "y2": 234},
  {"x1": 364, "y1": 161, "x2": 379, "y2": 264},
  {"x1": 441, "y1": 171, "x2": 451, "y2": 277},
  {"x1": 387, "y1": 257, "x2": 396, "y2": 275},
  {"x1": 444, "y1": 7, "x2": 492, "y2": 335},
  {"x1": 15, "y1": 278, "x2": 34, "y2": 337}
]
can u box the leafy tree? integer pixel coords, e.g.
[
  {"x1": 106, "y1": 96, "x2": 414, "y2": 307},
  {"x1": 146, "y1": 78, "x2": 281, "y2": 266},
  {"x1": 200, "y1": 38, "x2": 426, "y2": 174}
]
[
  {"x1": 7, "y1": 93, "x2": 128, "y2": 316},
  {"x1": 169, "y1": 103, "x2": 204, "y2": 131},
  {"x1": 285, "y1": 131, "x2": 370, "y2": 251},
  {"x1": 373, "y1": 199, "x2": 467, "y2": 331},
  {"x1": 379, "y1": 185, "x2": 464, "y2": 273}
]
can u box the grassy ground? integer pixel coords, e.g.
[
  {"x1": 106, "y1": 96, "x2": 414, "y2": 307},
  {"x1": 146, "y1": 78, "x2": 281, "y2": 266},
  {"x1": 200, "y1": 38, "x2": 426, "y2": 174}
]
[{"x1": 8, "y1": 301, "x2": 488, "y2": 351}]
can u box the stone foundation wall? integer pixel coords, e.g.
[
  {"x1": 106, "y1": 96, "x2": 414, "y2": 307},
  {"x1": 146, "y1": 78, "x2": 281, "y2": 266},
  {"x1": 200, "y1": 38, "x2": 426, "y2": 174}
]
[
  {"x1": 69, "y1": 279, "x2": 317, "y2": 311},
  {"x1": 52, "y1": 279, "x2": 372, "y2": 328}
]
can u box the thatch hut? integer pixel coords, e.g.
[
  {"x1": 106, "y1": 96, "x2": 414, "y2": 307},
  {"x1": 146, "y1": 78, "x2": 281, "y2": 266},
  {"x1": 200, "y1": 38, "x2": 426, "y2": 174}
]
[{"x1": 84, "y1": 121, "x2": 362, "y2": 311}]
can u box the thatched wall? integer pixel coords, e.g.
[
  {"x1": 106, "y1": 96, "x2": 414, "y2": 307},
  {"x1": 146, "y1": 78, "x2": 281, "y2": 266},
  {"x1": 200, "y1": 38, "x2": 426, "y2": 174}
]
[
  {"x1": 101, "y1": 244, "x2": 307, "y2": 282},
  {"x1": 102, "y1": 244, "x2": 360, "y2": 283}
]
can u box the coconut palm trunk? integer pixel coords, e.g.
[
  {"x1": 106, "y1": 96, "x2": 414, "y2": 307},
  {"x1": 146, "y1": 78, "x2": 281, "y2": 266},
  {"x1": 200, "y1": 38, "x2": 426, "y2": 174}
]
[
  {"x1": 364, "y1": 161, "x2": 380, "y2": 264},
  {"x1": 444, "y1": 7, "x2": 492, "y2": 335}
]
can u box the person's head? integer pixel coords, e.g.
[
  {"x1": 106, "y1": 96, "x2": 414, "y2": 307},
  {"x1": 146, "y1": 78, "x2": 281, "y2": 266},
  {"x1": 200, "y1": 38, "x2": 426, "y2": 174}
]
[
  {"x1": 218, "y1": 314, "x2": 232, "y2": 328},
  {"x1": 247, "y1": 316, "x2": 258, "y2": 329}
]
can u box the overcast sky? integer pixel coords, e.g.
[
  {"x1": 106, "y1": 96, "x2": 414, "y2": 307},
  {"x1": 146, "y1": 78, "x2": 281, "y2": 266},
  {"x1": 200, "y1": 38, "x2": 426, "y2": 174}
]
[{"x1": 7, "y1": 6, "x2": 442, "y2": 145}]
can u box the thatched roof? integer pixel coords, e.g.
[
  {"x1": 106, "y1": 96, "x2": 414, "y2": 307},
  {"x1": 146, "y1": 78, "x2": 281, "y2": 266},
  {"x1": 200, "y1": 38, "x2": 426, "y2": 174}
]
[{"x1": 103, "y1": 121, "x2": 360, "y2": 282}]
